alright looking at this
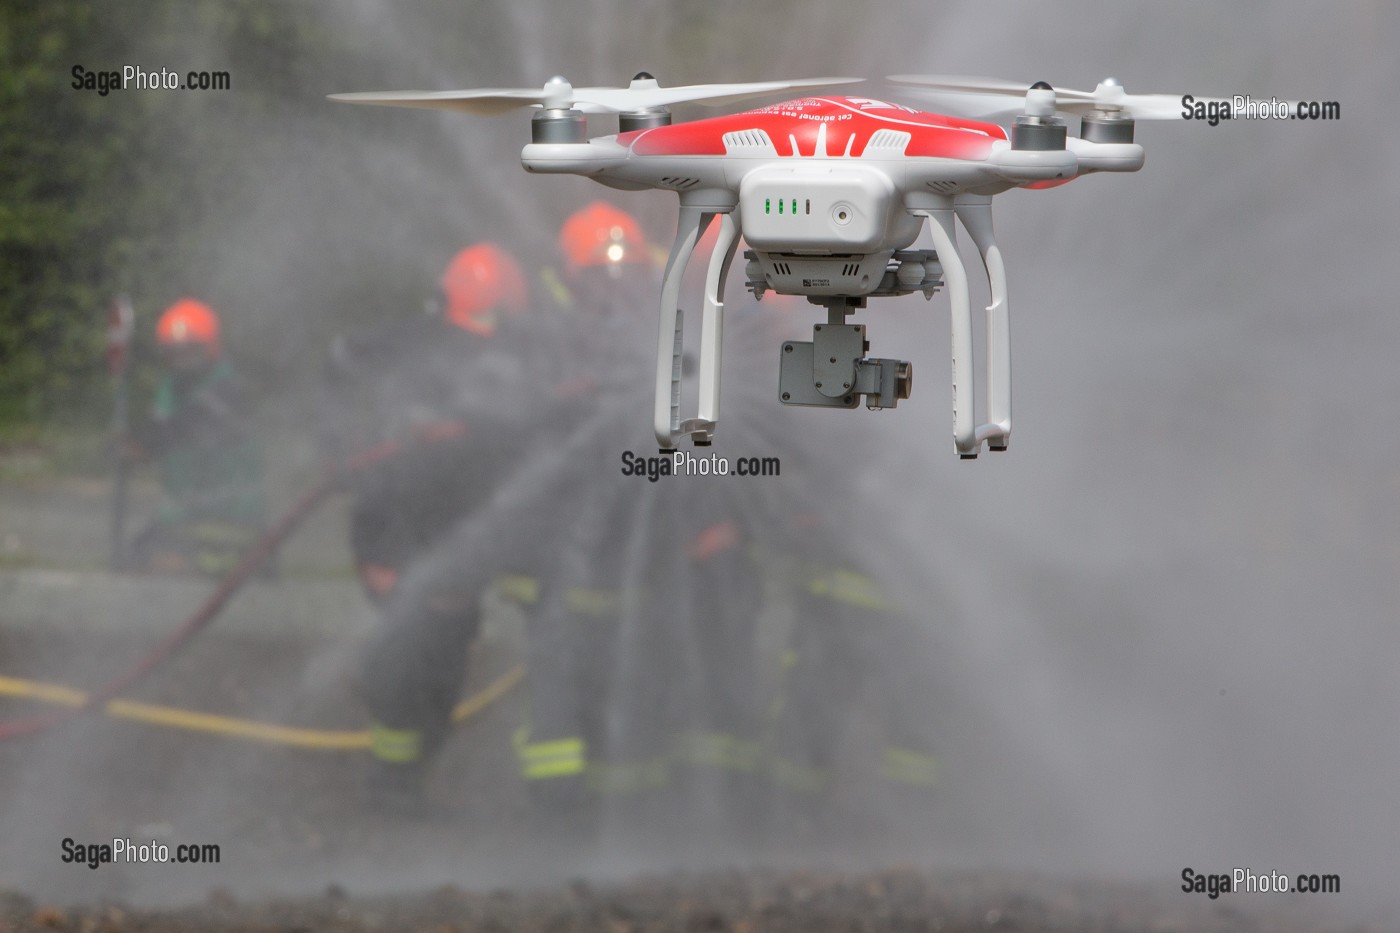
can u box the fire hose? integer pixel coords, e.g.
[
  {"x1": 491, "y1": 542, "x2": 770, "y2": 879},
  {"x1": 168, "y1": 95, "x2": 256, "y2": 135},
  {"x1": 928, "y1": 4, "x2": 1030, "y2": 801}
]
[{"x1": 0, "y1": 428, "x2": 509, "y2": 742}]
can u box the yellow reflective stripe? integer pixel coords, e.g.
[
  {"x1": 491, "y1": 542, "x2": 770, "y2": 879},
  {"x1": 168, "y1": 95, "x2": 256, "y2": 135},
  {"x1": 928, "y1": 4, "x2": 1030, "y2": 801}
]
[
  {"x1": 519, "y1": 737, "x2": 585, "y2": 760},
  {"x1": 369, "y1": 725, "x2": 422, "y2": 763},
  {"x1": 674, "y1": 731, "x2": 761, "y2": 772},
  {"x1": 881, "y1": 746, "x2": 939, "y2": 787},
  {"x1": 524, "y1": 757, "x2": 586, "y2": 779},
  {"x1": 496, "y1": 574, "x2": 540, "y2": 605},
  {"x1": 587, "y1": 757, "x2": 669, "y2": 794},
  {"x1": 517, "y1": 737, "x2": 587, "y2": 780},
  {"x1": 564, "y1": 587, "x2": 621, "y2": 616},
  {"x1": 539, "y1": 266, "x2": 572, "y2": 310},
  {"x1": 806, "y1": 567, "x2": 891, "y2": 612},
  {"x1": 765, "y1": 754, "x2": 829, "y2": 794}
]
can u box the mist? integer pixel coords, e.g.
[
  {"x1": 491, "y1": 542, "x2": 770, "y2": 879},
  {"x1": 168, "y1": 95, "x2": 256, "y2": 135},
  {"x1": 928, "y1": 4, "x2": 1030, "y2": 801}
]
[{"x1": 1, "y1": 0, "x2": 1394, "y2": 924}]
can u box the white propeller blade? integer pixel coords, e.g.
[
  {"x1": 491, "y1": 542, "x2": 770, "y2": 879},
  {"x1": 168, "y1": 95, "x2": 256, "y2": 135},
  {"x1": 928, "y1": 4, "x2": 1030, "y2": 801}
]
[
  {"x1": 332, "y1": 75, "x2": 864, "y2": 116},
  {"x1": 329, "y1": 87, "x2": 560, "y2": 115},
  {"x1": 889, "y1": 74, "x2": 1238, "y2": 121}
]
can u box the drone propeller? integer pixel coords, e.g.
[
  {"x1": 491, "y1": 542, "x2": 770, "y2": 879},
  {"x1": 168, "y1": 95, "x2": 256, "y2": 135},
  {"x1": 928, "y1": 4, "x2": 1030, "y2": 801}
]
[
  {"x1": 331, "y1": 74, "x2": 864, "y2": 116},
  {"x1": 888, "y1": 74, "x2": 1199, "y2": 121}
]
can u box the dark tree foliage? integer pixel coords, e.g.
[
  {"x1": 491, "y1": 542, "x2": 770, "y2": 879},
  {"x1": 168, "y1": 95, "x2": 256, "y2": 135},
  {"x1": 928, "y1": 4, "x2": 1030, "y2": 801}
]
[{"x1": 0, "y1": 2, "x2": 402, "y2": 426}]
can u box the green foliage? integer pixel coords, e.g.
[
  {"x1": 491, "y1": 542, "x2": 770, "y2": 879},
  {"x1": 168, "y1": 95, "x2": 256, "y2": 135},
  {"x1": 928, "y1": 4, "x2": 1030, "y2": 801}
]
[{"x1": 0, "y1": 2, "x2": 392, "y2": 427}]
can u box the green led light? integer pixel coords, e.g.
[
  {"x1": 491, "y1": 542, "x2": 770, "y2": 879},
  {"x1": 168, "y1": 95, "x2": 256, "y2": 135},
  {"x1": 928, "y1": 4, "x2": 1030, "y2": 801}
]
[
  {"x1": 778, "y1": 199, "x2": 784, "y2": 214},
  {"x1": 791, "y1": 199, "x2": 797, "y2": 215},
  {"x1": 765, "y1": 198, "x2": 770, "y2": 215}
]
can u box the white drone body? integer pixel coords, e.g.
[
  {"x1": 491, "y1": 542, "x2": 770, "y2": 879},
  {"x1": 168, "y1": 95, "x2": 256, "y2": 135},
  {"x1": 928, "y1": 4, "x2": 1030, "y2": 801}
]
[{"x1": 334, "y1": 73, "x2": 1218, "y2": 457}]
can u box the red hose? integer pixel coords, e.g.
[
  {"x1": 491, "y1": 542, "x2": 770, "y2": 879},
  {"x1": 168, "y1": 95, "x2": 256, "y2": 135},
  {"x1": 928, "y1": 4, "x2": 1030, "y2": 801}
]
[{"x1": 0, "y1": 432, "x2": 428, "y2": 741}]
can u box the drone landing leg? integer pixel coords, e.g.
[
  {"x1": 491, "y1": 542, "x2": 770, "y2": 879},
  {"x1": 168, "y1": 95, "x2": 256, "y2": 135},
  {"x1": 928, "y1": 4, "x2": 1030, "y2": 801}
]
[
  {"x1": 955, "y1": 196, "x2": 1011, "y2": 451},
  {"x1": 655, "y1": 206, "x2": 710, "y2": 451},
  {"x1": 914, "y1": 207, "x2": 979, "y2": 458},
  {"x1": 694, "y1": 213, "x2": 740, "y2": 441}
]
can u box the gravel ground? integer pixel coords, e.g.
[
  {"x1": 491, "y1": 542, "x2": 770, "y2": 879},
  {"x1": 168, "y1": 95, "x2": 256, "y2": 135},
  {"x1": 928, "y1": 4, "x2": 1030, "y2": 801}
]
[{"x1": 0, "y1": 867, "x2": 1377, "y2": 932}]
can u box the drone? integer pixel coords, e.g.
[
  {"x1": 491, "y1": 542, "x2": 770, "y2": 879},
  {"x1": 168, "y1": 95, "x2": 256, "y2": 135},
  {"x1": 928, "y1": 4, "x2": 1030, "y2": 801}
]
[{"x1": 332, "y1": 73, "x2": 1223, "y2": 457}]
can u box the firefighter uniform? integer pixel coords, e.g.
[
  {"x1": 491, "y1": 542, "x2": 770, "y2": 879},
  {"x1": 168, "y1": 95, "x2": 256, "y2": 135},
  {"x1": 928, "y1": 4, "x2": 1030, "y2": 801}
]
[
  {"x1": 510, "y1": 201, "x2": 678, "y2": 835},
  {"x1": 131, "y1": 298, "x2": 265, "y2": 576},
  {"x1": 324, "y1": 244, "x2": 545, "y2": 812}
]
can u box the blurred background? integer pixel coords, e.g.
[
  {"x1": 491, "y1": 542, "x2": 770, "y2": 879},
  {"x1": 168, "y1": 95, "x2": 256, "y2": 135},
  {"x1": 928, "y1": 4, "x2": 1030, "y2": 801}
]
[{"x1": 1, "y1": 0, "x2": 1394, "y2": 924}]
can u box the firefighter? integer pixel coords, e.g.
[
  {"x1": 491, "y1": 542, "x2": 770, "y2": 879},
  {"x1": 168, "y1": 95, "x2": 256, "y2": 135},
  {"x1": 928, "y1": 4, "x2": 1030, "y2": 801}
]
[
  {"x1": 127, "y1": 298, "x2": 266, "y2": 576},
  {"x1": 333, "y1": 243, "x2": 530, "y2": 603},
  {"x1": 510, "y1": 201, "x2": 674, "y2": 834},
  {"x1": 324, "y1": 242, "x2": 545, "y2": 814},
  {"x1": 515, "y1": 204, "x2": 777, "y2": 843}
]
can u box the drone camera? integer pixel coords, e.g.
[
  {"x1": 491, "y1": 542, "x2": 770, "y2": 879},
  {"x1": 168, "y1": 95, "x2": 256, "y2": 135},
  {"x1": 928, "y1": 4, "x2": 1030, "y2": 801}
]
[{"x1": 778, "y1": 323, "x2": 912, "y2": 411}]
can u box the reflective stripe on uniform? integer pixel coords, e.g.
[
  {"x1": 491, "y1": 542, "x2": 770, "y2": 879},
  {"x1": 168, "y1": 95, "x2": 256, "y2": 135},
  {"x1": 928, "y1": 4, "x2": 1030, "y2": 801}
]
[
  {"x1": 565, "y1": 587, "x2": 621, "y2": 617},
  {"x1": 516, "y1": 735, "x2": 587, "y2": 780},
  {"x1": 539, "y1": 266, "x2": 573, "y2": 310},
  {"x1": 496, "y1": 574, "x2": 540, "y2": 605},
  {"x1": 674, "y1": 730, "x2": 761, "y2": 773},
  {"x1": 369, "y1": 724, "x2": 422, "y2": 764},
  {"x1": 805, "y1": 567, "x2": 892, "y2": 612},
  {"x1": 586, "y1": 756, "x2": 669, "y2": 795},
  {"x1": 881, "y1": 746, "x2": 939, "y2": 787}
]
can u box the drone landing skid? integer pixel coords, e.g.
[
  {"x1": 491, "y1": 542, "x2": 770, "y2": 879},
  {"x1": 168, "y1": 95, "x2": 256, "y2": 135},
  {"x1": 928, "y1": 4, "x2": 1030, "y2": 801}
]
[
  {"x1": 910, "y1": 197, "x2": 1012, "y2": 459},
  {"x1": 656, "y1": 207, "x2": 738, "y2": 451}
]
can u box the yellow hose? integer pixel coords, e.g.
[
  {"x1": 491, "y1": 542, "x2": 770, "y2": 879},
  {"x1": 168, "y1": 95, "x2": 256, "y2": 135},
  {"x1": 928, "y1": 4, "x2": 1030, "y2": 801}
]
[{"x1": 0, "y1": 665, "x2": 524, "y2": 751}]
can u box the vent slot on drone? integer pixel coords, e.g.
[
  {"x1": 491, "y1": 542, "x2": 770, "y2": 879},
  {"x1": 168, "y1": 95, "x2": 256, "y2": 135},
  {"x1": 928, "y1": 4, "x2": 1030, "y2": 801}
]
[
  {"x1": 723, "y1": 129, "x2": 779, "y2": 155},
  {"x1": 865, "y1": 129, "x2": 912, "y2": 154}
]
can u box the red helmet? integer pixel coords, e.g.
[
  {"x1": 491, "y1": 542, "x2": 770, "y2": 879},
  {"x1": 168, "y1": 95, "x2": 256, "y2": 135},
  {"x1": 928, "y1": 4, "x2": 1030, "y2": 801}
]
[
  {"x1": 156, "y1": 298, "x2": 220, "y2": 357},
  {"x1": 559, "y1": 201, "x2": 649, "y2": 275},
  {"x1": 440, "y1": 243, "x2": 527, "y2": 336}
]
